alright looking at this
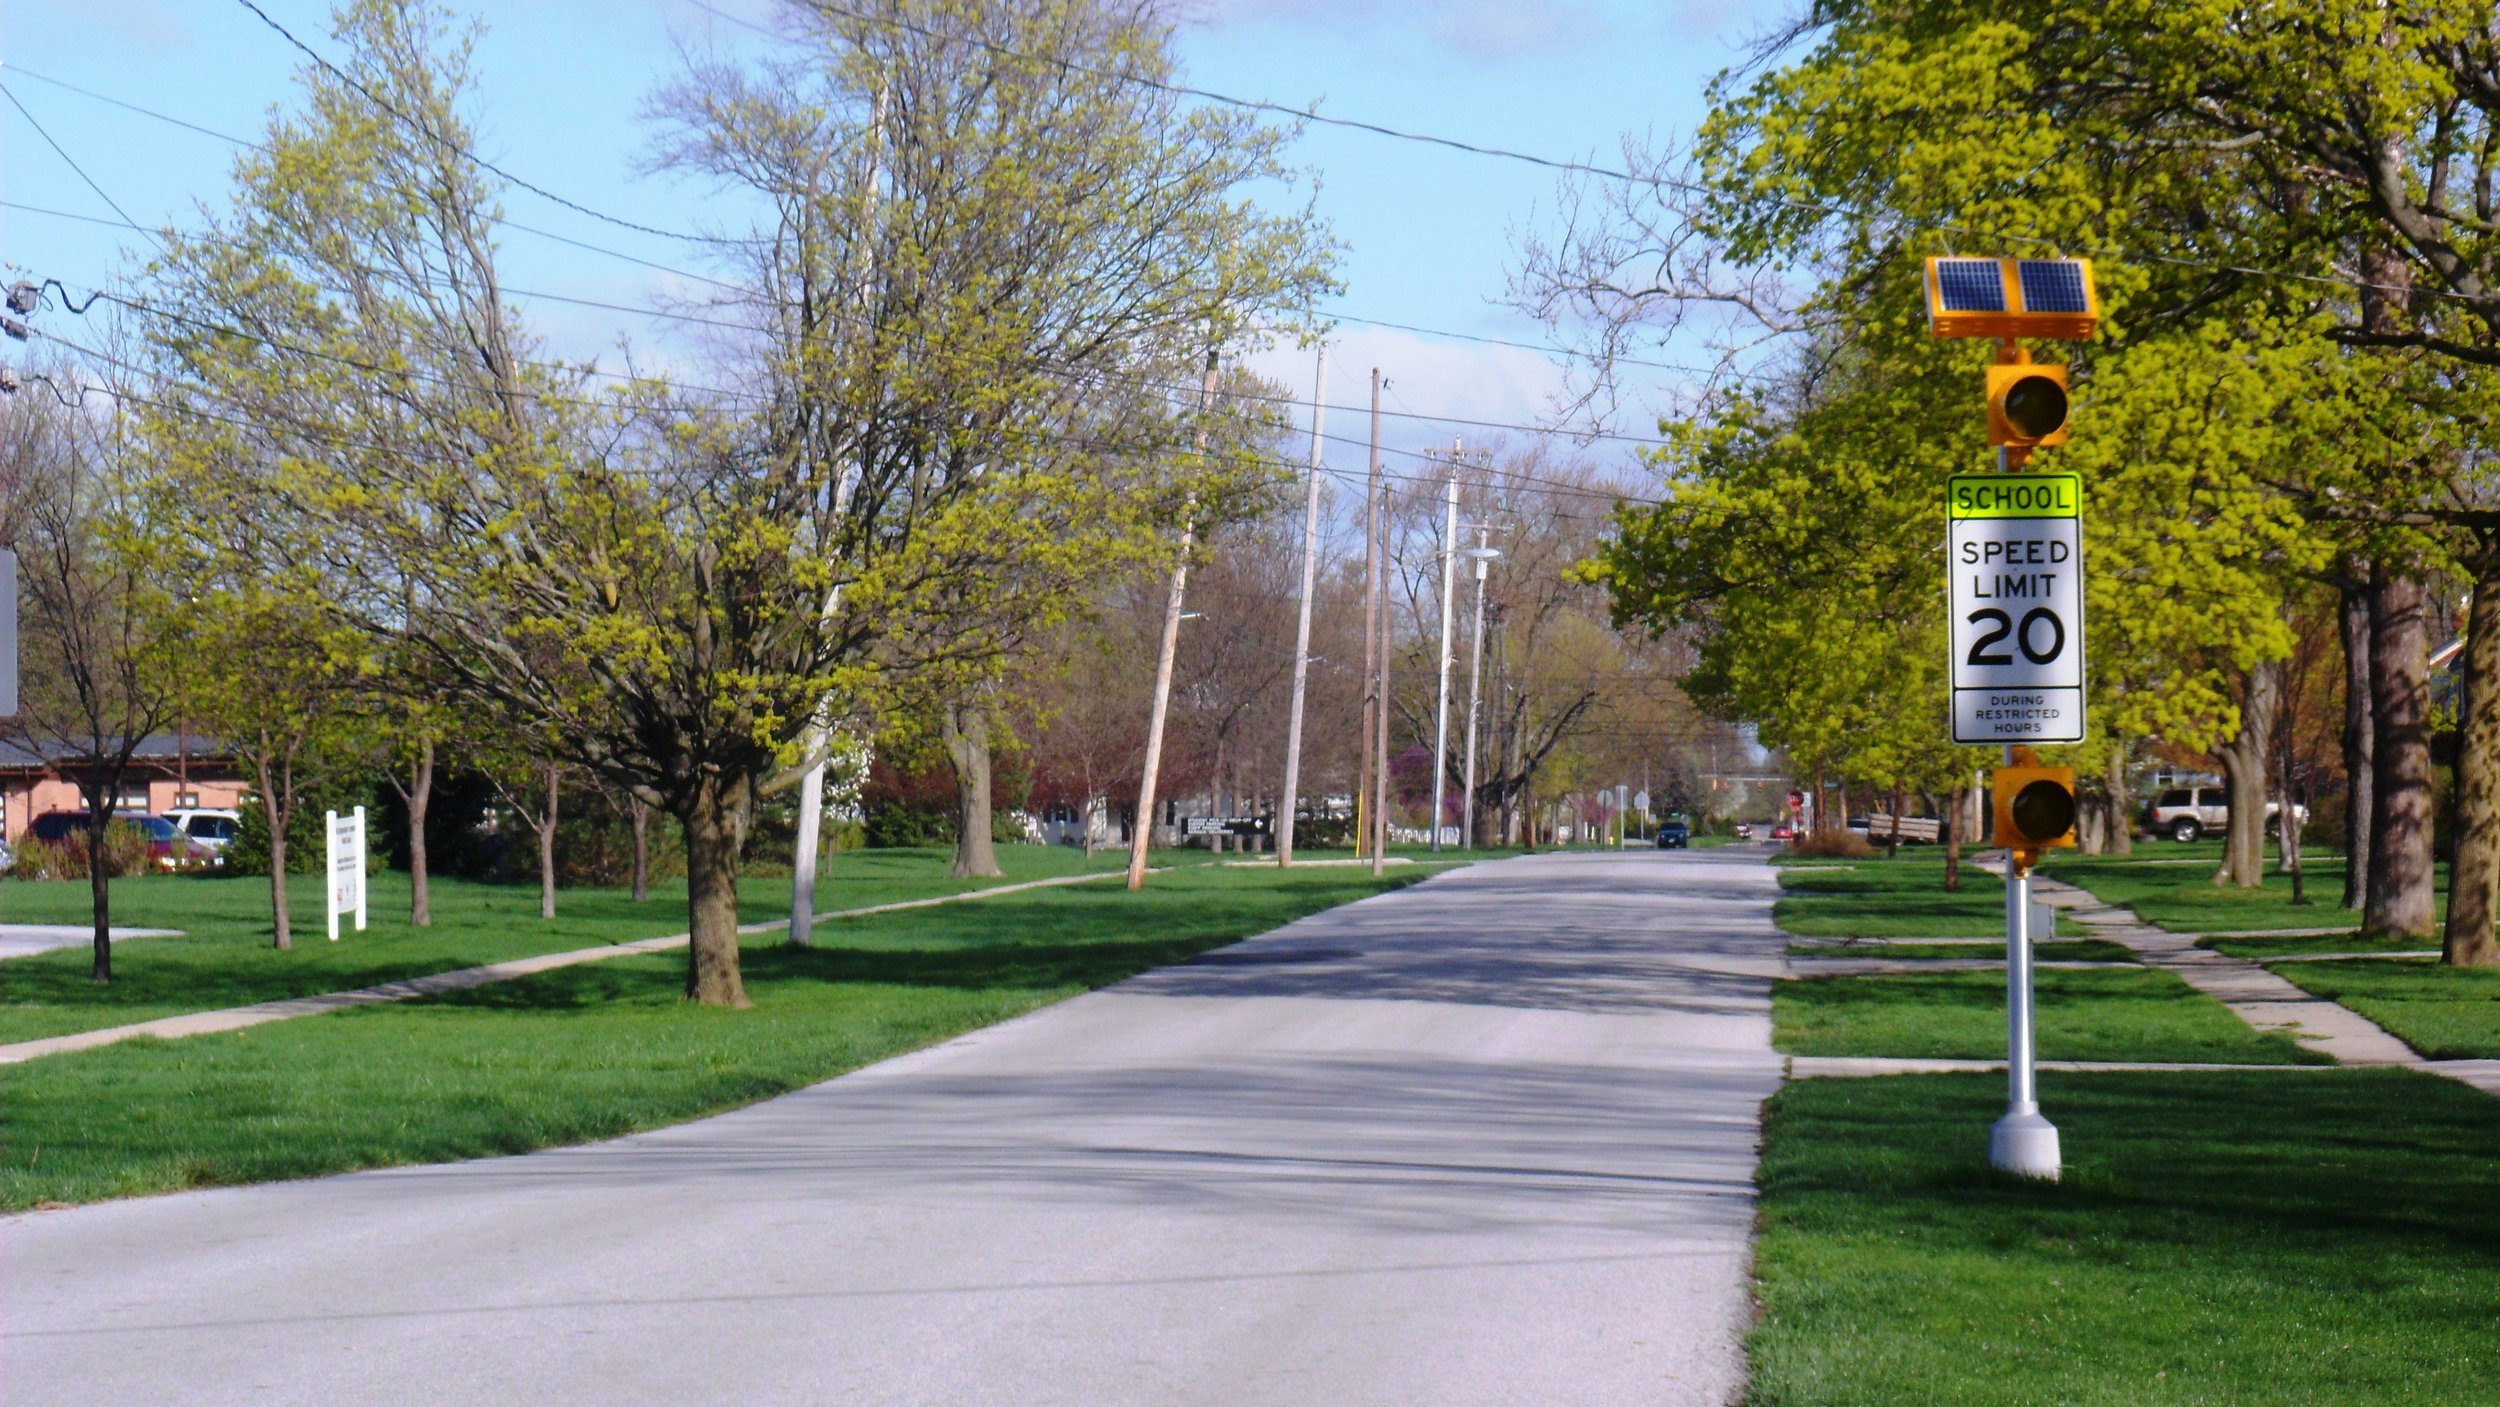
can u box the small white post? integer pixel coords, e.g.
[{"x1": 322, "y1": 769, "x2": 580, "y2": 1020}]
[
  {"x1": 353, "y1": 805, "x2": 368, "y2": 933},
  {"x1": 325, "y1": 810, "x2": 341, "y2": 942}
]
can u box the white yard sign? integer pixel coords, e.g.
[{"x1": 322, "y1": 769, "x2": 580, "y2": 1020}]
[
  {"x1": 326, "y1": 806, "x2": 368, "y2": 941},
  {"x1": 1948, "y1": 472, "x2": 2085, "y2": 745}
]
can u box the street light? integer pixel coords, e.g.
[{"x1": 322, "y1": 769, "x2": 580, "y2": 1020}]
[{"x1": 1459, "y1": 538, "x2": 1503, "y2": 849}]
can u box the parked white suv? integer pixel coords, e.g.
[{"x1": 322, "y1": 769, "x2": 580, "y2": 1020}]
[
  {"x1": 164, "y1": 807, "x2": 243, "y2": 862},
  {"x1": 2144, "y1": 787, "x2": 2308, "y2": 843}
]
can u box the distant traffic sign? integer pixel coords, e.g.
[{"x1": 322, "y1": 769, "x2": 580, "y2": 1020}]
[{"x1": 1948, "y1": 473, "x2": 2084, "y2": 744}]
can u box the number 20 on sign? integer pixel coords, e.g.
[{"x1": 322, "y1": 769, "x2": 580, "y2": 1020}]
[{"x1": 1948, "y1": 472, "x2": 2084, "y2": 745}]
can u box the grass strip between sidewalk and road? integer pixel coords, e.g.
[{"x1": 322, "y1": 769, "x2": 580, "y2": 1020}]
[
  {"x1": 1774, "y1": 968, "x2": 2332, "y2": 1064},
  {"x1": 1786, "y1": 939, "x2": 2140, "y2": 963},
  {"x1": 0, "y1": 862, "x2": 1422, "y2": 1211},
  {"x1": 1774, "y1": 857, "x2": 2083, "y2": 939},
  {"x1": 2201, "y1": 930, "x2": 2435, "y2": 960},
  {"x1": 1747, "y1": 1069, "x2": 2500, "y2": 1406},
  {"x1": 2267, "y1": 960, "x2": 2500, "y2": 1060},
  {"x1": 0, "y1": 847, "x2": 1147, "y2": 1045}
]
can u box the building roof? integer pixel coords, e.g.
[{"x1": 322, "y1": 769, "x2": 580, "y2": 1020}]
[{"x1": 0, "y1": 733, "x2": 232, "y2": 771}]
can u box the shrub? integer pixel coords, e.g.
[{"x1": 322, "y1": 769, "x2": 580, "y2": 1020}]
[
  {"x1": 1790, "y1": 828, "x2": 1876, "y2": 859},
  {"x1": 13, "y1": 821, "x2": 159, "y2": 880}
]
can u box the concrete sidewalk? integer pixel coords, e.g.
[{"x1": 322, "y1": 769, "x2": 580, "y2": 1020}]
[{"x1": 1, "y1": 849, "x2": 1786, "y2": 1406}]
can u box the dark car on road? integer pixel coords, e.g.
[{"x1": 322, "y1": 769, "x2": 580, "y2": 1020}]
[{"x1": 1654, "y1": 819, "x2": 1690, "y2": 849}]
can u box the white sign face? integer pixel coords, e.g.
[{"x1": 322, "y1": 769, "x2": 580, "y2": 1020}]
[
  {"x1": 326, "y1": 806, "x2": 368, "y2": 941},
  {"x1": 1948, "y1": 473, "x2": 2085, "y2": 744}
]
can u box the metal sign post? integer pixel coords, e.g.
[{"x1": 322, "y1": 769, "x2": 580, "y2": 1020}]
[{"x1": 1992, "y1": 856, "x2": 2060, "y2": 1177}]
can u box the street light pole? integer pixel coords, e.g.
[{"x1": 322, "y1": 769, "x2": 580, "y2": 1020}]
[
  {"x1": 1127, "y1": 348, "x2": 1222, "y2": 891},
  {"x1": 1460, "y1": 532, "x2": 1499, "y2": 849},
  {"x1": 1429, "y1": 457, "x2": 1458, "y2": 853},
  {"x1": 1277, "y1": 345, "x2": 1326, "y2": 868}
]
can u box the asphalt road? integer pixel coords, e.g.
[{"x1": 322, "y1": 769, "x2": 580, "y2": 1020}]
[{"x1": 2, "y1": 848, "x2": 1785, "y2": 1406}]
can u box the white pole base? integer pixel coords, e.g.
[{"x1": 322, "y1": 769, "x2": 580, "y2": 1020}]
[{"x1": 1988, "y1": 1108, "x2": 2062, "y2": 1180}]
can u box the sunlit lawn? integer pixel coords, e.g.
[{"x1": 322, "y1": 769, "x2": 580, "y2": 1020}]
[
  {"x1": 1775, "y1": 968, "x2": 2329, "y2": 1064},
  {"x1": 1775, "y1": 850, "x2": 2083, "y2": 938},
  {"x1": 1748, "y1": 1070, "x2": 2500, "y2": 1406},
  {"x1": 2270, "y1": 960, "x2": 2500, "y2": 1060},
  {"x1": 0, "y1": 861, "x2": 1421, "y2": 1210},
  {"x1": 0, "y1": 846, "x2": 1150, "y2": 1044}
]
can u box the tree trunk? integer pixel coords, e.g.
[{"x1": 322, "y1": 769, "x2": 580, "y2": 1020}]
[
  {"x1": 1944, "y1": 783, "x2": 1964, "y2": 891},
  {"x1": 1885, "y1": 781, "x2": 1905, "y2": 857},
  {"x1": 407, "y1": 740, "x2": 433, "y2": 927},
  {"x1": 629, "y1": 795, "x2": 650, "y2": 902},
  {"x1": 267, "y1": 815, "x2": 292, "y2": 951},
  {"x1": 2443, "y1": 551, "x2": 2500, "y2": 965},
  {"x1": 2339, "y1": 570, "x2": 2375, "y2": 911},
  {"x1": 2367, "y1": 567, "x2": 2438, "y2": 939},
  {"x1": 2103, "y1": 747, "x2": 2133, "y2": 857},
  {"x1": 87, "y1": 812, "x2": 112, "y2": 983},
  {"x1": 2214, "y1": 659, "x2": 2280, "y2": 889},
  {"x1": 943, "y1": 701, "x2": 1003, "y2": 879},
  {"x1": 680, "y1": 776, "x2": 750, "y2": 1008},
  {"x1": 538, "y1": 760, "x2": 560, "y2": 920},
  {"x1": 260, "y1": 748, "x2": 292, "y2": 951}
]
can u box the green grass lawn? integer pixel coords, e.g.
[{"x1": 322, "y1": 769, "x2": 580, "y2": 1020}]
[
  {"x1": 1775, "y1": 969, "x2": 2330, "y2": 1064},
  {"x1": 2040, "y1": 848, "x2": 2415, "y2": 934},
  {"x1": 1787, "y1": 938, "x2": 2140, "y2": 962},
  {"x1": 2270, "y1": 960, "x2": 2500, "y2": 1060},
  {"x1": 1748, "y1": 1070, "x2": 2500, "y2": 1406},
  {"x1": 0, "y1": 861, "x2": 1421, "y2": 1210},
  {"x1": 1775, "y1": 853, "x2": 2083, "y2": 938},
  {"x1": 0, "y1": 846, "x2": 1149, "y2": 1044}
]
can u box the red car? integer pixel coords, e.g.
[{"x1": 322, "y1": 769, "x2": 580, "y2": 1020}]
[
  {"x1": 27, "y1": 812, "x2": 206, "y2": 870},
  {"x1": 1769, "y1": 823, "x2": 1797, "y2": 842}
]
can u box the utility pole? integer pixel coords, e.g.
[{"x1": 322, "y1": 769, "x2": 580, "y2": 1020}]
[
  {"x1": 1277, "y1": 346, "x2": 1326, "y2": 868},
  {"x1": 1369, "y1": 372, "x2": 1391, "y2": 877},
  {"x1": 1460, "y1": 526, "x2": 1498, "y2": 849},
  {"x1": 1128, "y1": 348, "x2": 1222, "y2": 890},
  {"x1": 787, "y1": 84, "x2": 887, "y2": 945},
  {"x1": 1429, "y1": 447, "x2": 1458, "y2": 852},
  {"x1": 1357, "y1": 368, "x2": 1382, "y2": 861}
]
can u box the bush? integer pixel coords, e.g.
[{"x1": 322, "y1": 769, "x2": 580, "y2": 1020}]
[
  {"x1": 1791, "y1": 829, "x2": 1876, "y2": 859},
  {"x1": 227, "y1": 780, "x2": 383, "y2": 878},
  {"x1": 13, "y1": 822, "x2": 158, "y2": 881}
]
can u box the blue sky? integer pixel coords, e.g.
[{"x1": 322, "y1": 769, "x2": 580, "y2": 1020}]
[{"x1": 2, "y1": 0, "x2": 1793, "y2": 470}]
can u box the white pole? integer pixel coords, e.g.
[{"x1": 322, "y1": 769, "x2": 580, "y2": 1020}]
[
  {"x1": 1430, "y1": 461, "x2": 1458, "y2": 852},
  {"x1": 353, "y1": 805, "x2": 368, "y2": 933},
  {"x1": 1129, "y1": 349, "x2": 1222, "y2": 890},
  {"x1": 788, "y1": 84, "x2": 889, "y2": 946},
  {"x1": 325, "y1": 809, "x2": 340, "y2": 943},
  {"x1": 1277, "y1": 346, "x2": 1327, "y2": 867},
  {"x1": 1461, "y1": 535, "x2": 1490, "y2": 849}
]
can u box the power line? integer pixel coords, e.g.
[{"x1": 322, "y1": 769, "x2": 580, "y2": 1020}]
[
  {"x1": 227, "y1": 0, "x2": 749, "y2": 249},
  {"x1": 0, "y1": 82, "x2": 162, "y2": 248},
  {"x1": 0, "y1": 65, "x2": 1738, "y2": 392}
]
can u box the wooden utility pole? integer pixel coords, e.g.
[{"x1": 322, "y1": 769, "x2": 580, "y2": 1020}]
[
  {"x1": 1370, "y1": 380, "x2": 1391, "y2": 878},
  {"x1": 1128, "y1": 348, "x2": 1222, "y2": 890},
  {"x1": 1277, "y1": 346, "x2": 1326, "y2": 867}
]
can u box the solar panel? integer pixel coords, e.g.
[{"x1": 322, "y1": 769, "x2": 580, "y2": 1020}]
[
  {"x1": 1934, "y1": 259, "x2": 2006, "y2": 312},
  {"x1": 2017, "y1": 260, "x2": 2089, "y2": 314}
]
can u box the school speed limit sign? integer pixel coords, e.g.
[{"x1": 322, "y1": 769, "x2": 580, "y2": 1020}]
[{"x1": 1948, "y1": 472, "x2": 2084, "y2": 744}]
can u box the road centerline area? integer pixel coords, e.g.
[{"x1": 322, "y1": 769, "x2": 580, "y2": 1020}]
[{"x1": 2, "y1": 849, "x2": 1784, "y2": 1407}]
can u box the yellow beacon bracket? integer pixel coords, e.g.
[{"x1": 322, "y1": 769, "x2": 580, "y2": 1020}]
[{"x1": 1924, "y1": 256, "x2": 2100, "y2": 342}]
